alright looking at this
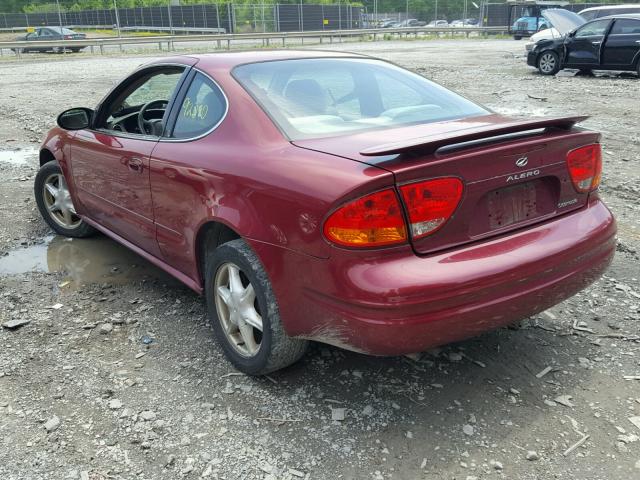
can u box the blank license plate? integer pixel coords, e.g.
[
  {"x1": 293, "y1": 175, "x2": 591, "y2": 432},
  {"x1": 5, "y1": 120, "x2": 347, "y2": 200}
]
[{"x1": 488, "y1": 182, "x2": 538, "y2": 230}]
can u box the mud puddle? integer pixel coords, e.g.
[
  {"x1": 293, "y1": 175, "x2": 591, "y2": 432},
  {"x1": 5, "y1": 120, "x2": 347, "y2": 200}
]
[
  {"x1": 0, "y1": 235, "x2": 177, "y2": 287},
  {"x1": 0, "y1": 147, "x2": 38, "y2": 166}
]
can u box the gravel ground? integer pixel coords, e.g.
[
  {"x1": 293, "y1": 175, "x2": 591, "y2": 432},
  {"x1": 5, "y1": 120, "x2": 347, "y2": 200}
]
[{"x1": 1, "y1": 39, "x2": 639, "y2": 480}]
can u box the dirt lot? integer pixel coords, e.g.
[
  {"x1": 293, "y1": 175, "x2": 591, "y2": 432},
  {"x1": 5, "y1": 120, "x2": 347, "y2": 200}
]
[{"x1": 1, "y1": 39, "x2": 639, "y2": 480}]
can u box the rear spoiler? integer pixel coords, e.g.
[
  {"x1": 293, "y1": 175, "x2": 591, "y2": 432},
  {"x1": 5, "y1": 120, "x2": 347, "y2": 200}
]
[{"x1": 359, "y1": 116, "x2": 589, "y2": 156}]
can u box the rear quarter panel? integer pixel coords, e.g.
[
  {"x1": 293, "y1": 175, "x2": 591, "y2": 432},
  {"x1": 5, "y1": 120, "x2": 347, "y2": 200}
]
[{"x1": 149, "y1": 68, "x2": 393, "y2": 283}]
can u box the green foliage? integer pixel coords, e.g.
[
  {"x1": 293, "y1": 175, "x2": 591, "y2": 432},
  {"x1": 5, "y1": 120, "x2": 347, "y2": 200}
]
[
  {"x1": 4, "y1": 0, "x2": 361, "y2": 13},
  {"x1": 4, "y1": 0, "x2": 626, "y2": 20}
]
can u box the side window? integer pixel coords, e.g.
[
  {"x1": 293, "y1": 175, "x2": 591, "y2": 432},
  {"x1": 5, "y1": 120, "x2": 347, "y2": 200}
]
[
  {"x1": 99, "y1": 67, "x2": 184, "y2": 135},
  {"x1": 575, "y1": 19, "x2": 610, "y2": 37},
  {"x1": 611, "y1": 19, "x2": 640, "y2": 35},
  {"x1": 172, "y1": 73, "x2": 227, "y2": 139}
]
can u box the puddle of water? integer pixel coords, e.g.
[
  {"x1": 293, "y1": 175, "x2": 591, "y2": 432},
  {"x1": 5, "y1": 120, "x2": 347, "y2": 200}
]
[
  {"x1": 0, "y1": 235, "x2": 177, "y2": 287},
  {"x1": 0, "y1": 147, "x2": 38, "y2": 166}
]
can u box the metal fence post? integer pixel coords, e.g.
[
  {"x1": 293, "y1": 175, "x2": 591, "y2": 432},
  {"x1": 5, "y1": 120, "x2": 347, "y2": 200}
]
[{"x1": 168, "y1": 2, "x2": 174, "y2": 37}]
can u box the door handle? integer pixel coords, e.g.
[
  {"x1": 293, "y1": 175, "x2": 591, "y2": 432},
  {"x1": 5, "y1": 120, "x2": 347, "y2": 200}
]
[
  {"x1": 127, "y1": 157, "x2": 143, "y2": 173},
  {"x1": 591, "y1": 41, "x2": 601, "y2": 45},
  {"x1": 636, "y1": 40, "x2": 640, "y2": 44}
]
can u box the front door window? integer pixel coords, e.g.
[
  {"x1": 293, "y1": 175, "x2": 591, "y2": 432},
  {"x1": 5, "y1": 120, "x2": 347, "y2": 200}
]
[{"x1": 97, "y1": 67, "x2": 185, "y2": 137}]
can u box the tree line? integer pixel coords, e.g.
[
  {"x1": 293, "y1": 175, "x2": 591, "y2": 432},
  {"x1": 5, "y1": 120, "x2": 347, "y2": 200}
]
[{"x1": 2, "y1": 0, "x2": 603, "y2": 21}]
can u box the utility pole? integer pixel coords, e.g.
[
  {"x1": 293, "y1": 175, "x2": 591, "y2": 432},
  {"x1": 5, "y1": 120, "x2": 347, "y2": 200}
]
[
  {"x1": 55, "y1": 0, "x2": 63, "y2": 28},
  {"x1": 113, "y1": 0, "x2": 121, "y2": 37},
  {"x1": 168, "y1": 0, "x2": 174, "y2": 35},
  {"x1": 55, "y1": 0, "x2": 64, "y2": 54}
]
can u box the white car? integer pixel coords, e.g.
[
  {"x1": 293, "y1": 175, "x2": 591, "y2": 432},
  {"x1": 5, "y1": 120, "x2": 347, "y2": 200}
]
[{"x1": 525, "y1": 9, "x2": 585, "y2": 51}]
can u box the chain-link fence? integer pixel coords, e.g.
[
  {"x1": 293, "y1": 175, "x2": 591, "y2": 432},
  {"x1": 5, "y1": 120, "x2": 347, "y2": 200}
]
[
  {"x1": 0, "y1": 0, "x2": 632, "y2": 35},
  {"x1": 0, "y1": 2, "x2": 363, "y2": 34}
]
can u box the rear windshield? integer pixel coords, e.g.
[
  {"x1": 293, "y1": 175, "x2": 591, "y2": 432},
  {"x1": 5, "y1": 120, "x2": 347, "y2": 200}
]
[{"x1": 233, "y1": 58, "x2": 488, "y2": 140}]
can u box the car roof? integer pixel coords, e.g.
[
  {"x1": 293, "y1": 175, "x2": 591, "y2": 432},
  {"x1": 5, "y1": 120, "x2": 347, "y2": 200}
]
[
  {"x1": 168, "y1": 50, "x2": 368, "y2": 71},
  {"x1": 579, "y1": 4, "x2": 640, "y2": 13},
  {"x1": 605, "y1": 13, "x2": 640, "y2": 19}
]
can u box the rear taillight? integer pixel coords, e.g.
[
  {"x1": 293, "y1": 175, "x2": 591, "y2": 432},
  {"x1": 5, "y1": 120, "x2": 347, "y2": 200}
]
[
  {"x1": 566, "y1": 144, "x2": 602, "y2": 193},
  {"x1": 64, "y1": 35, "x2": 72, "y2": 39},
  {"x1": 399, "y1": 177, "x2": 464, "y2": 239},
  {"x1": 323, "y1": 189, "x2": 407, "y2": 247}
]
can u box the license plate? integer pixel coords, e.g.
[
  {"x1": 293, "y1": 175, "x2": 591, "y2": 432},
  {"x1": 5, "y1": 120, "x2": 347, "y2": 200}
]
[{"x1": 488, "y1": 182, "x2": 538, "y2": 230}]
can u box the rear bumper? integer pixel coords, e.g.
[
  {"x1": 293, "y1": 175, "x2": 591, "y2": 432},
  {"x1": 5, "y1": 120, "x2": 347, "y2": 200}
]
[{"x1": 250, "y1": 198, "x2": 616, "y2": 355}]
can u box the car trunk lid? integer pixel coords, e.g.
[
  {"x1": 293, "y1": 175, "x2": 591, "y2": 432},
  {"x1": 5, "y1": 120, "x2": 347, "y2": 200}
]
[{"x1": 293, "y1": 114, "x2": 600, "y2": 255}]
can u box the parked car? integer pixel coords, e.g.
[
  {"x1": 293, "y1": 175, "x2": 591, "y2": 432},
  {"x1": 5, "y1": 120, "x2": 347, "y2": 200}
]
[
  {"x1": 527, "y1": 13, "x2": 640, "y2": 76},
  {"x1": 397, "y1": 18, "x2": 427, "y2": 27},
  {"x1": 14, "y1": 26, "x2": 86, "y2": 53},
  {"x1": 525, "y1": 6, "x2": 640, "y2": 49},
  {"x1": 381, "y1": 20, "x2": 399, "y2": 28},
  {"x1": 35, "y1": 51, "x2": 616, "y2": 374},
  {"x1": 427, "y1": 20, "x2": 449, "y2": 27},
  {"x1": 449, "y1": 19, "x2": 477, "y2": 27},
  {"x1": 525, "y1": 9, "x2": 585, "y2": 52},
  {"x1": 579, "y1": 4, "x2": 640, "y2": 21}
]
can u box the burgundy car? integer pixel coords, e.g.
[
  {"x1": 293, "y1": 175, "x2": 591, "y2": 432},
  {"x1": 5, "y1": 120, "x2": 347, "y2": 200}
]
[{"x1": 34, "y1": 51, "x2": 616, "y2": 374}]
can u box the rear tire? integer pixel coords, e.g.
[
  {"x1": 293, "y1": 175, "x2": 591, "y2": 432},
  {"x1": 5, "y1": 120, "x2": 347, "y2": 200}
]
[
  {"x1": 514, "y1": 35, "x2": 522, "y2": 40},
  {"x1": 205, "y1": 239, "x2": 308, "y2": 375},
  {"x1": 34, "y1": 161, "x2": 95, "y2": 238},
  {"x1": 636, "y1": 60, "x2": 640, "y2": 78},
  {"x1": 537, "y1": 50, "x2": 560, "y2": 75}
]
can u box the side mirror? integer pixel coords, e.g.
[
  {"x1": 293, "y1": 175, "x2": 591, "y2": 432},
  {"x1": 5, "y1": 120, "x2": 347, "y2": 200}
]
[{"x1": 57, "y1": 107, "x2": 93, "y2": 130}]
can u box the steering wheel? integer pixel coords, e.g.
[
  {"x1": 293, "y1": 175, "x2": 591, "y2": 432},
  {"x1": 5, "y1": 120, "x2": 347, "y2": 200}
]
[{"x1": 138, "y1": 99, "x2": 168, "y2": 135}]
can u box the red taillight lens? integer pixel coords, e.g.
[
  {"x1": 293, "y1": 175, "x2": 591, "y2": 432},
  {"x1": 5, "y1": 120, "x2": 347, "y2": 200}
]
[
  {"x1": 566, "y1": 144, "x2": 602, "y2": 193},
  {"x1": 399, "y1": 177, "x2": 464, "y2": 239},
  {"x1": 324, "y1": 189, "x2": 407, "y2": 247},
  {"x1": 64, "y1": 35, "x2": 72, "y2": 39}
]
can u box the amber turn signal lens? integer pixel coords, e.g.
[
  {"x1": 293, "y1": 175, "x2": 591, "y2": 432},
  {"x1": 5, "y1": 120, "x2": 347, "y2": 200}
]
[{"x1": 323, "y1": 188, "x2": 407, "y2": 247}]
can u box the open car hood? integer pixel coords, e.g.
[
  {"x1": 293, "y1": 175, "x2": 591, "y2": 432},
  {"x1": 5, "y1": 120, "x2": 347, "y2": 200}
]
[{"x1": 542, "y1": 9, "x2": 586, "y2": 36}]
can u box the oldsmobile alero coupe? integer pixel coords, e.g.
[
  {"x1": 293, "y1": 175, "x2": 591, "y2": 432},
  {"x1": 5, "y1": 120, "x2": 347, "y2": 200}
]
[{"x1": 35, "y1": 50, "x2": 616, "y2": 374}]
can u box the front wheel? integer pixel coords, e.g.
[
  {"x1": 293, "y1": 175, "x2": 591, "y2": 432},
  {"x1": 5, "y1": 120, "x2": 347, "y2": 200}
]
[
  {"x1": 537, "y1": 50, "x2": 560, "y2": 75},
  {"x1": 34, "y1": 161, "x2": 95, "y2": 238},
  {"x1": 205, "y1": 239, "x2": 308, "y2": 375}
]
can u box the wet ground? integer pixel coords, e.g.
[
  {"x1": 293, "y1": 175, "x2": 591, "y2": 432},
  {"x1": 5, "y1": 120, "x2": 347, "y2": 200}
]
[
  {"x1": 0, "y1": 234, "x2": 174, "y2": 287},
  {"x1": 0, "y1": 39, "x2": 639, "y2": 480}
]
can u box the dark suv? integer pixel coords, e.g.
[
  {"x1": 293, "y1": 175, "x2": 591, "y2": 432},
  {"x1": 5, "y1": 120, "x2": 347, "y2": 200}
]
[{"x1": 528, "y1": 13, "x2": 640, "y2": 76}]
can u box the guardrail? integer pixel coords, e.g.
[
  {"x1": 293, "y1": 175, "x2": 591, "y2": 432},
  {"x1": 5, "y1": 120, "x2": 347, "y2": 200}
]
[{"x1": 0, "y1": 25, "x2": 509, "y2": 58}]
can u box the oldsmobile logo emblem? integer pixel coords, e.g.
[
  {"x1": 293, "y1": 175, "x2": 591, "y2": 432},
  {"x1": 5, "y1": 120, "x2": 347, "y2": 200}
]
[{"x1": 515, "y1": 156, "x2": 529, "y2": 167}]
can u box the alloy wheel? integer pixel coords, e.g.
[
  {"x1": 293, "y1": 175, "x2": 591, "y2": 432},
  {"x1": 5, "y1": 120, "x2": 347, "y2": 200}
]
[
  {"x1": 42, "y1": 173, "x2": 82, "y2": 229},
  {"x1": 539, "y1": 53, "x2": 556, "y2": 74},
  {"x1": 214, "y1": 262, "x2": 263, "y2": 357}
]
